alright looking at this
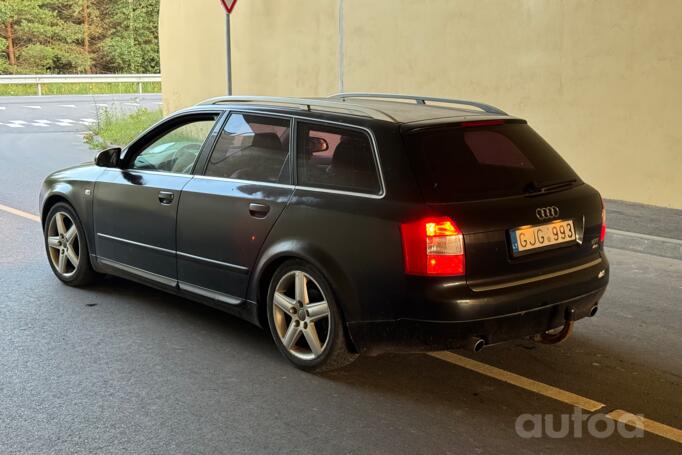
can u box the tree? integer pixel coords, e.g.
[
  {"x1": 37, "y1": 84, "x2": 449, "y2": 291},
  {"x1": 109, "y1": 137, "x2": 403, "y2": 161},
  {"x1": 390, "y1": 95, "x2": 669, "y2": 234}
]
[
  {"x1": 98, "y1": 0, "x2": 160, "y2": 73},
  {"x1": 0, "y1": 0, "x2": 90, "y2": 73},
  {"x1": 0, "y1": 0, "x2": 159, "y2": 74}
]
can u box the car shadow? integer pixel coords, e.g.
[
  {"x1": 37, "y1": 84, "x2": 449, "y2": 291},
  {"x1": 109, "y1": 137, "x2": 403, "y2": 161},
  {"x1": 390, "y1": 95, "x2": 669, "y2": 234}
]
[{"x1": 73, "y1": 273, "x2": 680, "y2": 427}]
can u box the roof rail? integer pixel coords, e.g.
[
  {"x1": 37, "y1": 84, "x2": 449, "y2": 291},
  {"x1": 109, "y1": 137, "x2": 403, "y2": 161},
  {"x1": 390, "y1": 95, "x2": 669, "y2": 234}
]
[
  {"x1": 197, "y1": 96, "x2": 398, "y2": 122},
  {"x1": 328, "y1": 92, "x2": 507, "y2": 115}
]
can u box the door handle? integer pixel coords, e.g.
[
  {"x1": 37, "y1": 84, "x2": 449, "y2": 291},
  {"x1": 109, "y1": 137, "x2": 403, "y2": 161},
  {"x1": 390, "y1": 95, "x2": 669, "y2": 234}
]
[
  {"x1": 249, "y1": 203, "x2": 270, "y2": 218},
  {"x1": 158, "y1": 191, "x2": 175, "y2": 205}
]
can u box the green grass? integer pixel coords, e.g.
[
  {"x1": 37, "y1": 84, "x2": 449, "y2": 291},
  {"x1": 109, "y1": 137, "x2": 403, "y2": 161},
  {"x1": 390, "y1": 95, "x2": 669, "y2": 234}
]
[
  {"x1": 0, "y1": 81, "x2": 161, "y2": 96},
  {"x1": 84, "y1": 107, "x2": 163, "y2": 150}
]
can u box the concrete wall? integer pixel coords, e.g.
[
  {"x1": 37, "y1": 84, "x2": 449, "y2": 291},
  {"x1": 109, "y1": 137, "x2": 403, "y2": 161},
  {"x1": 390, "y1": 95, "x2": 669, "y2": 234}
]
[
  {"x1": 159, "y1": 0, "x2": 682, "y2": 209},
  {"x1": 158, "y1": 0, "x2": 228, "y2": 114}
]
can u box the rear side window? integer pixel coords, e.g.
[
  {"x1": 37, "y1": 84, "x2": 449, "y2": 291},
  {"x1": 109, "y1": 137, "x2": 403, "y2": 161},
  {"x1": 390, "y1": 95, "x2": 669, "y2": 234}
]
[
  {"x1": 296, "y1": 122, "x2": 381, "y2": 195},
  {"x1": 204, "y1": 113, "x2": 291, "y2": 183},
  {"x1": 404, "y1": 122, "x2": 579, "y2": 202}
]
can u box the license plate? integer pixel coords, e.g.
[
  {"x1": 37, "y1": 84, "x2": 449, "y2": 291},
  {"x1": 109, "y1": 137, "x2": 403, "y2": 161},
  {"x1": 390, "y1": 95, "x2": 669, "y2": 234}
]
[{"x1": 510, "y1": 220, "x2": 576, "y2": 255}]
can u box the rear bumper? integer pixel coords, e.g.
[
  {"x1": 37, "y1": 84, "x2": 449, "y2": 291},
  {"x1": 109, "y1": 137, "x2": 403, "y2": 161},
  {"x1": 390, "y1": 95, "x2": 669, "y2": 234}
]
[{"x1": 347, "y1": 254, "x2": 609, "y2": 355}]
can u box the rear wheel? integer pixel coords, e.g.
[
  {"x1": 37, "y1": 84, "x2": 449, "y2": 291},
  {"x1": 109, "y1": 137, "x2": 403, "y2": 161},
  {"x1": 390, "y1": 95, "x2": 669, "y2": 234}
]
[
  {"x1": 267, "y1": 260, "x2": 358, "y2": 372},
  {"x1": 44, "y1": 203, "x2": 97, "y2": 286}
]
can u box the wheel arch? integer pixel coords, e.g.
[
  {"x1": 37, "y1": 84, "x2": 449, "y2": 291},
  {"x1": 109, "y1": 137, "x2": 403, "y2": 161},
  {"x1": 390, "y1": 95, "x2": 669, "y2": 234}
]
[
  {"x1": 249, "y1": 240, "x2": 361, "y2": 352},
  {"x1": 41, "y1": 193, "x2": 72, "y2": 228},
  {"x1": 41, "y1": 189, "x2": 97, "y2": 261}
]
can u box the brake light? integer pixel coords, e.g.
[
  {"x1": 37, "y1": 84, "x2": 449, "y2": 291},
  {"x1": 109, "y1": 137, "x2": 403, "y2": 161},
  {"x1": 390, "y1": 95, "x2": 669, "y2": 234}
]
[
  {"x1": 600, "y1": 207, "x2": 607, "y2": 244},
  {"x1": 459, "y1": 119, "x2": 505, "y2": 128},
  {"x1": 401, "y1": 217, "x2": 465, "y2": 276}
]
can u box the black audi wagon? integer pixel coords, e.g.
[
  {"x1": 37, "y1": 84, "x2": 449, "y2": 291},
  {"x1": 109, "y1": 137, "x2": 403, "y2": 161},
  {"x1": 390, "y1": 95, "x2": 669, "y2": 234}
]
[{"x1": 40, "y1": 93, "x2": 609, "y2": 371}]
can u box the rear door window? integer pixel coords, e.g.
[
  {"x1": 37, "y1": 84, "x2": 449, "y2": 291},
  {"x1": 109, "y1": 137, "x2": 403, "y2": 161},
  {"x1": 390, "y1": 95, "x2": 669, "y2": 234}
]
[
  {"x1": 404, "y1": 122, "x2": 579, "y2": 202},
  {"x1": 296, "y1": 122, "x2": 381, "y2": 195},
  {"x1": 204, "y1": 113, "x2": 291, "y2": 183}
]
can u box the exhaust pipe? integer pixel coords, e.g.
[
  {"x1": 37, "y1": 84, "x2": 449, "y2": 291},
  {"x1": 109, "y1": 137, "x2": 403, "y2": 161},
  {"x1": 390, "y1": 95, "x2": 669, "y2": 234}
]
[
  {"x1": 466, "y1": 336, "x2": 486, "y2": 353},
  {"x1": 589, "y1": 305, "x2": 599, "y2": 317}
]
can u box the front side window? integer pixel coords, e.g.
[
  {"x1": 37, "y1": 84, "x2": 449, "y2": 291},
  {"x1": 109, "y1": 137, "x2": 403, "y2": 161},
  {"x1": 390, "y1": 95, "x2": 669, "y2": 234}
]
[
  {"x1": 204, "y1": 113, "x2": 291, "y2": 183},
  {"x1": 130, "y1": 117, "x2": 218, "y2": 174},
  {"x1": 296, "y1": 122, "x2": 381, "y2": 195}
]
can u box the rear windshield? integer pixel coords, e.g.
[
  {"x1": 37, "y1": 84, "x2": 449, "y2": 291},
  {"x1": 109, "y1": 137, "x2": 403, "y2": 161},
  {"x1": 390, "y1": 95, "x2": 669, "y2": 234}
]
[{"x1": 404, "y1": 122, "x2": 580, "y2": 202}]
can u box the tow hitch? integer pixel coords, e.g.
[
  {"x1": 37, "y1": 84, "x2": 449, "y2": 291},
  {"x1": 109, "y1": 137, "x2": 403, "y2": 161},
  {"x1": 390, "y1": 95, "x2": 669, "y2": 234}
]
[{"x1": 535, "y1": 307, "x2": 576, "y2": 344}]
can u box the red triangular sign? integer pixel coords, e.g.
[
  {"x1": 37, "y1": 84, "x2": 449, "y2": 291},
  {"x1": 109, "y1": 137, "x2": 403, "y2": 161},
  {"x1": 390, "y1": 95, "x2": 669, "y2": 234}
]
[{"x1": 220, "y1": 0, "x2": 238, "y2": 14}]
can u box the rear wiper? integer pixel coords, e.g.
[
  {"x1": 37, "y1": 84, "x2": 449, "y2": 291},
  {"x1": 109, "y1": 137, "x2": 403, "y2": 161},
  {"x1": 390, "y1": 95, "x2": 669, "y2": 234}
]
[{"x1": 524, "y1": 178, "x2": 577, "y2": 194}]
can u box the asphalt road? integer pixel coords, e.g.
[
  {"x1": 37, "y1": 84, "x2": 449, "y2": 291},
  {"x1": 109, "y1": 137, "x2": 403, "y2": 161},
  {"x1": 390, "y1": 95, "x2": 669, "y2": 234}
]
[{"x1": 0, "y1": 95, "x2": 680, "y2": 454}]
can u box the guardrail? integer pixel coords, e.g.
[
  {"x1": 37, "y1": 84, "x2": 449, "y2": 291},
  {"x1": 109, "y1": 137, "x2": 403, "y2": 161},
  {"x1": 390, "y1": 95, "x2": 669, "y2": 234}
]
[{"x1": 0, "y1": 74, "x2": 161, "y2": 96}]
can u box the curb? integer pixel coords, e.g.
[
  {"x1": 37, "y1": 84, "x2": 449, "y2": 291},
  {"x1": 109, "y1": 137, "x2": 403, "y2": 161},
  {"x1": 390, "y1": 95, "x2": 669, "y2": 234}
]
[{"x1": 605, "y1": 229, "x2": 682, "y2": 260}]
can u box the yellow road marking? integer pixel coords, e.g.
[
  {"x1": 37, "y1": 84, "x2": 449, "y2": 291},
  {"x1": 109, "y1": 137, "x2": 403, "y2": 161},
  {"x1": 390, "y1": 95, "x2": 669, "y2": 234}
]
[
  {"x1": 608, "y1": 410, "x2": 682, "y2": 444},
  {"x1": 429, "y1": 351, "x2": 606, "y2": 411},
  {"x1": 0, "y1": 203, "x2": 40, "y2": 223},
  {"x1": 430, "y1": 352, "x2": 682, "y2": 444}
]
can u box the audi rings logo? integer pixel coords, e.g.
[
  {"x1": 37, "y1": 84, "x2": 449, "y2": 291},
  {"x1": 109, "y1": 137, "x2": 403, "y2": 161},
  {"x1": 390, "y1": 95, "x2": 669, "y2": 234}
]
[{"x1": 536, "y1": 206, "x2": 560, "y2": 221}]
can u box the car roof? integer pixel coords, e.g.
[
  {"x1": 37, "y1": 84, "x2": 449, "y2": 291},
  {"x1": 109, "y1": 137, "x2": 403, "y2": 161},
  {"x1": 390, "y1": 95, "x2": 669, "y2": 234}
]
[{"x1": 189, "y1": 94, "x2": 519, "y2": 126}]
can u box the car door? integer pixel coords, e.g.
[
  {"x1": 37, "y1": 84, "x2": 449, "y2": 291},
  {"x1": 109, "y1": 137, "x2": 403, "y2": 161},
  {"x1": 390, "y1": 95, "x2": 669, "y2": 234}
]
[
  {"x1": 93, "y1": 112, "x2": 222, "y2": 284},
  {"x1": 176, "y1": 112, "x2": 294, "y2": 302}
]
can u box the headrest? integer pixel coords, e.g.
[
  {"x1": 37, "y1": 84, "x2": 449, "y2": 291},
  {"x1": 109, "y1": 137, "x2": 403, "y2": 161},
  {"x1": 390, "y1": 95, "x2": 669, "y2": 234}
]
[
  {"x1": 250, "y1": 132, "x2": 282, "y2": 150},
  {"x1": 331, "y1": 136, "x2": 373, "y2": 169}
]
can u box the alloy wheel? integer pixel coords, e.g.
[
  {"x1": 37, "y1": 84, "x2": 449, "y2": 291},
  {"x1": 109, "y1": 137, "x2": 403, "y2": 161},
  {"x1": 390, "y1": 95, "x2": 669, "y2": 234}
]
[
  {"x1": 272, "y1": 270, "x2": 331, "y2": 360},
  {"x1": 47, "y1": 211, "x2": 80, "y2": 278}
]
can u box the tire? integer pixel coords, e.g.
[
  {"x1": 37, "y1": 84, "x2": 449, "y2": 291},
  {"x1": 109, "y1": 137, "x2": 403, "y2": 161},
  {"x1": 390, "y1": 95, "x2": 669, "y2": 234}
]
[
  {"x1": 44, "y1": 202, "x2": 98, "y2": 287},
  {"x1": 266, "y1": 260, "x2": 358, "y2": 372}
]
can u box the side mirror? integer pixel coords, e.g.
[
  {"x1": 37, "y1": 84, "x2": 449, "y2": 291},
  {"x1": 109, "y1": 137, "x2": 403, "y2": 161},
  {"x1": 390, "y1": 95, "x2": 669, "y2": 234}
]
[
  {"x1": 306, "y1": 137, "x2": 329, "y2": 154},
  {"x1": 95, "y1": 147, "x2": 122, "y2": 168}
]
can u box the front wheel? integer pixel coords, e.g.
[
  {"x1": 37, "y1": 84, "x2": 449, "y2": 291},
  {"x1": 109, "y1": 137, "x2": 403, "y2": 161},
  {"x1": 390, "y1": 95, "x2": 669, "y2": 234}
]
[
  {"x1": 44, "y1": 202, "x2": 97, "y2": 286},
  {"x1": 266, "y1": 260, "x2": 358, "y2": 372}
]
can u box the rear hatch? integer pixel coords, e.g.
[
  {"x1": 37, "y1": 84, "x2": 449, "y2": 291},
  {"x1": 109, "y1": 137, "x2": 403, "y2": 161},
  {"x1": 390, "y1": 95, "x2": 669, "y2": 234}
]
[{"x1": 403, "y1": 120, "x2": 604, "y2": 289}]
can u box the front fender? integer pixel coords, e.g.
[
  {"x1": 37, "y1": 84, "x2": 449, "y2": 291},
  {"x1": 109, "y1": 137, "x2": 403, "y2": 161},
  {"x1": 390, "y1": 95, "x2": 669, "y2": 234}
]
[{"x1": 39, "y1": 164, "x2": 103, "y2": 258}]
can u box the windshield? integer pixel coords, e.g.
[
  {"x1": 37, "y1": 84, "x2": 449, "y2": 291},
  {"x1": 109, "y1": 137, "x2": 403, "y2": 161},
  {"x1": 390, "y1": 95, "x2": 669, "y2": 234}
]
[{"x1": 404, "y1": 122, "x2": 580, "y2": 202}]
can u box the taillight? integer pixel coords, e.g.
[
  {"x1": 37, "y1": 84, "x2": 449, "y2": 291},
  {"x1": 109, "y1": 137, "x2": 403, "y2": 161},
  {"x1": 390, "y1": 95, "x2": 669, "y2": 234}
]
[
  {"x1": 600, "y1": 207, "x2": 607, "y2": 244},
  {"x1": 401, "y1": 217, "x2": 465, "y2": 276}
]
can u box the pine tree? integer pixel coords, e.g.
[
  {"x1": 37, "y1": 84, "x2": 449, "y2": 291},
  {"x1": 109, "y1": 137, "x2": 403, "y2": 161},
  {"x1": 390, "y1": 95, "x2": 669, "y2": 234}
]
[{"x1": 0, "y1": 0, "x2": 159, "y2": 74}]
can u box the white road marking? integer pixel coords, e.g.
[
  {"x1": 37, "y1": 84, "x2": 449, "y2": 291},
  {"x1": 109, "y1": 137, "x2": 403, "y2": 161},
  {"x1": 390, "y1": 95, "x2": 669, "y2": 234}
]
[
  {"x1": 33, "y1": 120, "x2": 51, "y2": 124},
  {"x1": 56, "y1": 122, "x2": 75, "y2": 126},
  {"x1": 56, "y1": 119, "x2": 76, "y2": 123},
  {"x1": 95, "y1": 104, "x2": 109, "y2": 107},
  {"x1": 24, "y1": 105, "x2": 42, "y2": 109},
  {"x1": 59, "y1": 104, "x2": 77, "y2": 108},
  {"x1": 124, "y1": 102, "x2": 140, "y2": 106},
  {"x1": 80, "y1": 118, "x2": 96, "y2": 123},
  {"x1": 30, "y1": 123, "x2": 49, "y2": 127},
  {"x1": 9, "y1": 120, "x2": 28, "y2": 124},
  {"x1": 0, "y1": 106, "x2": 6, "y2": 110},
  {"x1": 3, "y1": 123, "x2": 24, "y2": 128}
]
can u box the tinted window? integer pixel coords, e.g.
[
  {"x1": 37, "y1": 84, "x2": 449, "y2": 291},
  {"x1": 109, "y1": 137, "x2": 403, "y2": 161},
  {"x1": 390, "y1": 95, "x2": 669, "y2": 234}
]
[
  {"x1": 296, "y1": 122, "x2": 381, "y2": 195},
  {"x1": 404, "y1": 122, "x2": 580, "y2": 202},
  {"x1": 205, "y1": 114, "x2": 291, "y2": 183},
  {"x1": 130, "y1": 117, "x2": 217, "y2": 174}
]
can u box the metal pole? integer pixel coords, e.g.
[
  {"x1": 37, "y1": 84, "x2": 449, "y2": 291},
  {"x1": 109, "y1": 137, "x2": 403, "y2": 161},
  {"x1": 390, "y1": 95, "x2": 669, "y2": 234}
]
[
  {"x1": 226, "y1": 12, "x2": 233, "y2": 95},
  {"x1": 338, "y1": 0, "x2": 345, "y2": 93}
]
